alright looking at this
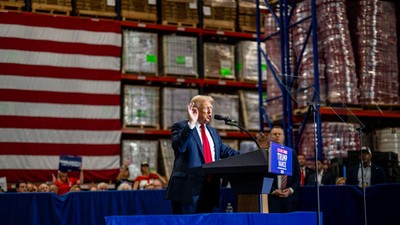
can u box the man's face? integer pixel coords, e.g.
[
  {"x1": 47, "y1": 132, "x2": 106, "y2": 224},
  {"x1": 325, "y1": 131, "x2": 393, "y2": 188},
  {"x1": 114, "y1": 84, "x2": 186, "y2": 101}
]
[
  {"x1": 16, "y1": 183, "x2": 27, "y2": 193},
  {"x1": 298, "y1": 155, "x2": 306, "y2": 167},
  {"x1": 362, "y1": 152, "x2": 372, "y2": 164},
  {"x1": 197, "y1": 100, "x2": 213, "y2": 124},
  {"x1": 270, "y1": 128, "x2": 284, "y2": 145}
]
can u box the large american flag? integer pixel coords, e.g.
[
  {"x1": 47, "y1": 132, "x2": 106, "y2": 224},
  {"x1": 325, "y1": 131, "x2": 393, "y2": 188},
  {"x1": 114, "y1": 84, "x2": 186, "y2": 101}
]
[{"x1": 0, "y1": 12, "x2": 122, "y2": 183}]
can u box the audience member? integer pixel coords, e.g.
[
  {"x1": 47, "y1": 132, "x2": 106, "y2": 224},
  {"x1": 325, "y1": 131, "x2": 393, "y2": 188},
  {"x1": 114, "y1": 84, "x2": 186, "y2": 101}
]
[
  {"x1": 53, "y1": 169, "x2": 84, "y2": 195},
  {"x1": 165, "y1": 95, "x2": 239, "y2": 214},
  {"x1": 145, "y1": 178, "x2": 163, "y2": 190},
  {"x1": 117, "y1": 182, "x2": 132, "y2": 191},
  {"x1": 307, "y1": 160, "x2": 335, "y2": 185},
  {"x1": 89, "y1": 186, "x2": 97, "y2": 191},
  {"x1": 346, "y1": 147, "x2": 387, "y2": 187},
  {"x1": 37, "y1": 183, "x2": 50, "y2": 192},
  {"x1": 97, "y1": 182, "x2": 109, "y2": 191},
  {"x1": 132, "y1": 162, "x2": 167, "y2": 190},
  {"x1": 15, "y1": 180, "x2": 28, "y2": 193},
  {"x1": 267, "y1": 126, "x2": 301, "y2": 213},
  {"x1": 69, "y1": 184, "x2": 81, "y2": 192},
  {"x1": 336, "y1": 177, "x2": 346, "y2": 186},
  {"x1": 297, "y1": 154, "x2": 315, "y2": 186},
  {"x1": 49, "y1": 184, "x2": 59, "y2": 195},
  {"x1": 27, "y1": 182, "x2": 38, "y2": 192},
  {"x1": 115, "y1": 160, "x2": 133, "y2": 188}
]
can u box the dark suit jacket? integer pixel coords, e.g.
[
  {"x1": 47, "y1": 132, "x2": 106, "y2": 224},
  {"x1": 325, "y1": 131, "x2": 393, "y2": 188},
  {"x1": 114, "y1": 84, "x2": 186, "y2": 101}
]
[
  {"x1": 301, "y1": 166, "x2": 315, "y2": 186},
  {"x1": 267, "y1": 149, "x2": 301, "y2": 212},
  {"x1": 165, "y1": 120, "x2": 239, "y2": 206},
  {"x1": 307, "y1": 170, "x2": 335, "y2": 186},
  {"x1": 346, "y1": 163, "x2": 387, "y2": 186}
]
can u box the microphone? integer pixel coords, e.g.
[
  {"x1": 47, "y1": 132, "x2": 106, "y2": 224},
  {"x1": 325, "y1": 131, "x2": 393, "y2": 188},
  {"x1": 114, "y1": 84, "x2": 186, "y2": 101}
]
[{"x1": 214, "y1": 114, "x2": 236, "y2": 123}]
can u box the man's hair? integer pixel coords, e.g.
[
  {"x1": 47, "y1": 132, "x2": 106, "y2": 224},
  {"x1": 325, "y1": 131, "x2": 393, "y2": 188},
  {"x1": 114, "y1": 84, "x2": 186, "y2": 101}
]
[
  {"x1": 15, "y1": 180, "x2": 27, "y2": 188},
  {"x1": 270, "y1": 125, "x2": 283, "y2": 130},
  {"x1": 190, "y1": 95, "x2": 214, "y2": 109}
]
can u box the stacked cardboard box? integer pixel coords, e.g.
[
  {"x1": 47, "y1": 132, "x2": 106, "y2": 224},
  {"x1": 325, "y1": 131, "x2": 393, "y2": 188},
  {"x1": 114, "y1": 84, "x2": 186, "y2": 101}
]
[
  {"x1": 203, "y1": 0, "x2": 236, "y2": 31},
  {"x1": 75, "y1": 0, "x2": 116, "y2": 18},
  {"x1": 121, "y1": 0, "x2": 157, "y2": 22},
  {"x1": 161, "y1": 0, "x2": 198, "y2": 27}
]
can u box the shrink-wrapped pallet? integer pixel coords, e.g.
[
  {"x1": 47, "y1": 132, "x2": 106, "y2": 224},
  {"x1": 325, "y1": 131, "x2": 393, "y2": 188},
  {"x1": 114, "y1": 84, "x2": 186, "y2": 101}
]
[
  {"x1": 163, "y1": 35, "x2": 197, "y2": 76},
  {"x1": 204, "y1": 42, "x2": 235, "y2": 79},
  {"x1": 122, "y1": 140, "x2": 159, "y2": 180},
  {"x1": 317, "y1": 0, "x2": 358, "y2": 104},
  {"x1": 264, "y1": 12, "x2": 295, "y2": 117},
  {"x1": 236, "y1": 40, "x2": 266, "y2": 82},
  {"x1": 123, "y1": 85, "x2": 159, "y2": 128},
  {"x1": 292, "y1": 0, "x2": 326, "y2": 108},
  {"x1": 208, "y1": 93, "x2": 239, "y2": 130},
  {"x1": 373, "y1": 127, "x2": 400, "y2": 156},
  {"x1": 298, "y1": 122, "x2": 361, "y2": 161},
  {"x1": 123, "y1": 30, "x2": 158, "y2": 75},
  {"x1": 162, "y1": 87, "x2": 198, "y2": 129},
  {"x1": 239, "y1": 90, "x2": 264, "y2": 131},
  {"x1": 348, "y1": 0, "x2": 399, "y2": 104}
]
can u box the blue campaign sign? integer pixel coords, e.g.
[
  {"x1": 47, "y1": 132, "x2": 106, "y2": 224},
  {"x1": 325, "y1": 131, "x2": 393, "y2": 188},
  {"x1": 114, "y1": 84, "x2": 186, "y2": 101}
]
[
  {"x1": 59, "y1": 155, "x2": 82, "y2": 172},
  {"x1": 268, "y1": 142, "x2": 293, "y2": 176}
]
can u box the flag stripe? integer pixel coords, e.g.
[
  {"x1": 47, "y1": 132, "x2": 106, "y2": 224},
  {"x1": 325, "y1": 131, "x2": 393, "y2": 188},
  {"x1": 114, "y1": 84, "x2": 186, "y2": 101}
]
[
  {"x1": 0, "y1": 89, "x2": 120, "y2": 105},
  {"x1": 0, "y1": 102, "x2": 119, "y2": 119},
  {"x1": 0, "y1": 37, "x2": 121, "y2": 57},
  {"x1": 0, "y1": 63, "x2": 121, "y2": 81},
  {"x1": 0, "y1": 49, "x2": 120, "y2": 70},
  {"x1": 0, "y1": 128, "x2": 120, "y2": 144},
  {"x1": 0, "y1": 116, "x2": 121, "y2": 130},
  {"x1": 0, "y1": 12, "x2": 122, "y2": 33},
  {"x1": 0, "y1": 143, "x2": 120, "y2": 156},
  {"x1": 0, "y1": 75, "x2": 120, "y2": 95}
]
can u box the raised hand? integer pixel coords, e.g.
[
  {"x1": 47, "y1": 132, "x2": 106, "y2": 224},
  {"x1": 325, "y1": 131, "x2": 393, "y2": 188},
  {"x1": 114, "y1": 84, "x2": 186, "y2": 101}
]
[{"x1": 187, "y1": 102, "x2": 198, "y2": 125}]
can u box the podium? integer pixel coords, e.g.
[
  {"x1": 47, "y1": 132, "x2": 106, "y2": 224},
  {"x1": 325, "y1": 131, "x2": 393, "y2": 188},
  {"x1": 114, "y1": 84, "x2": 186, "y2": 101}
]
[{"x1": 202, "y1": 149, "x2": 273, "y2": 213}]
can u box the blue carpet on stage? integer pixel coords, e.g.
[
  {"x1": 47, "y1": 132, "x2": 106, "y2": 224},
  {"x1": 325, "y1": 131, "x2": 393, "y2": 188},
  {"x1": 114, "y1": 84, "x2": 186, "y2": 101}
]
[{"x1": 105, "y1": 212, "x2": 321, "y2": 225}]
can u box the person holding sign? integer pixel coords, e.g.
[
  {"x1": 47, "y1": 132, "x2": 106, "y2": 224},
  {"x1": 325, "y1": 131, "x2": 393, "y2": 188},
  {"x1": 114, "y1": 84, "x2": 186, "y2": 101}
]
[
  {"x1": 267, "y1": 126, "x2": 301, "y2": 213},
  {"x1": 53, "y1": 168, "x2": 84, "y2": 195}
]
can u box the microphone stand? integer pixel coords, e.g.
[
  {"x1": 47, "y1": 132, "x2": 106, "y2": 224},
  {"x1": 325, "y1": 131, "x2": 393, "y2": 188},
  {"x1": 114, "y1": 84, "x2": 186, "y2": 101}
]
[{"x1": 357, "y1": 128, "x2": 368, "y2": 225}]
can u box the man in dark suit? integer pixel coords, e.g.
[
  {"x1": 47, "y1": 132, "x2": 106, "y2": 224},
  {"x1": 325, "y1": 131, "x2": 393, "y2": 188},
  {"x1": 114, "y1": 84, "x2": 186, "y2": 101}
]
[
  {"x1": 297, "y1": 154, "x2": 315, "y2": 186},
  {"x1": 267, "y1": 126, "x2": 301, "y2": 213},
  {"x1": 307, "y1": 160, "x2": 335, "y2": 186},
  {"x1": 165, "y1": 95, "x2": 239, "y2": 214},
  {"x1": 346, "y1": 147, "x2": 387, "y2": 187}
]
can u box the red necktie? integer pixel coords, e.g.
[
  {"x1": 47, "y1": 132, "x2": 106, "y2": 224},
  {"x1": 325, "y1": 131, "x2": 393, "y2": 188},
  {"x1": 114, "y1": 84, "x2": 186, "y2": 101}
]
[
  {"x1": 200, "y1": 124, "x2": 212, "y2": 163},
  {"x1": 301, "y1": 168, "x2": 305, "y2": 186}
]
